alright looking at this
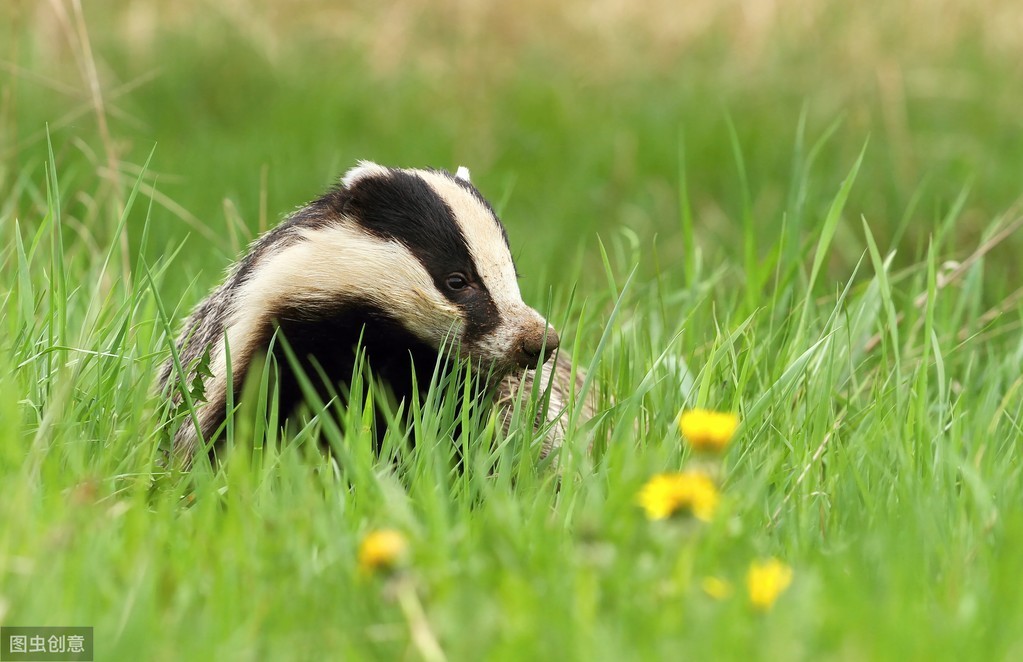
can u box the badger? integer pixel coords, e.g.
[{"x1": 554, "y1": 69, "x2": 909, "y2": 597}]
[{"x1": 158, "y1": 161, "x2": 594, "y2": 466}]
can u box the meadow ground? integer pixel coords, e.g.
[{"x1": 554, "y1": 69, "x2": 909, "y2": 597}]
[{"x1": 2, "y1": 1, "x2": 1023, "y2": 659}]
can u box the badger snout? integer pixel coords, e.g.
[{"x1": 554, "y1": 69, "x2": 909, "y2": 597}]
[{"x1": 512, "y1": 323, "x2": 560, "y2": 368}]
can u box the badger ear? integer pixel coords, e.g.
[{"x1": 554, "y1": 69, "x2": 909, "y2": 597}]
[
  {"x1": 341, "y1": 161, "x2": 390, "y2": 188},
  {"x1": 454, "y1": 166, "x2": 471, "y2": 182}
]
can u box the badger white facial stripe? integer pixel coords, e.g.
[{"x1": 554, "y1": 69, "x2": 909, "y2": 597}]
[{"x1": 232, "y1": 223, "x2": 462, "y2": 352}]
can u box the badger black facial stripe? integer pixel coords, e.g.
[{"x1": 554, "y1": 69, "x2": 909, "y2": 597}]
[
  {"x1": 341, "y1": 169, "x2": 505, "y2": 337},
  {"x1": 344, "y1": 170, "x2": 473, "y2": 270}
]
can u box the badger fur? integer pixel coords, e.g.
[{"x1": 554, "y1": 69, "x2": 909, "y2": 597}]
[{"x1": 159, "y1": 162, "x2": 592, "y2": 464}]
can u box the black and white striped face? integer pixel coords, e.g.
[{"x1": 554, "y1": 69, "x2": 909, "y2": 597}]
[
  {"x1": 337, "y1": 162, "x2": 559, "y2": 371},
  {"x1": 253, "y1": 161, "x2": 559, "y2": 375}
]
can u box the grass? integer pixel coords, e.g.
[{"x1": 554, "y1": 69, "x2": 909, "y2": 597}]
[{"x1": 2, "y1": 1, "x2": 1023, "y2": 659}]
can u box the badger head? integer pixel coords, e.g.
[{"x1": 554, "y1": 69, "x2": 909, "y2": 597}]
[{"x1": 340, "y1": 162, "x2": 559, "y2": 370}]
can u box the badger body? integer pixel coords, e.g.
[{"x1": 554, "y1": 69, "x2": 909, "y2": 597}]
[{"x1": 159, "y1": 162, "x2": 588, "y2": 463}]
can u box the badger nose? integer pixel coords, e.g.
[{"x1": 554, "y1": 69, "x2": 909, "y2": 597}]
[{"x1": 515, "y1": 326, "x2": 560, "y2": 368}]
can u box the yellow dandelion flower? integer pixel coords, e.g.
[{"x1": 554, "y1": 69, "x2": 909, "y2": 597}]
[
  {"x1": 747, "y1": 558, "x2": 793, "y2": 611},
  {"x1": 637, "y1": 474, "x2": 682, "y2": 520},
  {"x1": 679, "y1": 409, "x2": 739, "y2": 453},
  {"x1": 701, "y1": 576, "x2": 733, "y2": 600},
  {"x1": 637, "y1": 472, "x2": 720, "y2": 522},
  {"x1": 684, "y1": 473, "x2": 720, "y2": 522},
  {"x1": 358, "y1": 529, "x2": 409, "y2": 575}
]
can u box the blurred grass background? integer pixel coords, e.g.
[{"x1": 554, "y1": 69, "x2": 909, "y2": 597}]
[
  {"x1": 3, "y1": 2, "x2": 1023, "y2": 659},
  {"x1": 5, "y1": 0, "x2": 1023, "y2": 300}
]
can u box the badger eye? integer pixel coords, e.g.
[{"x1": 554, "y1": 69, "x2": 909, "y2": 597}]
[{"x1": 445, "y1": 273, "x2": 470, "y2": 291}]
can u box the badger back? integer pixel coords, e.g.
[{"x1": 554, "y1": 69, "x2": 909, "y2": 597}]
[{"x1": 158, "y1": 162, "x2": 559, "y2": 461}]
